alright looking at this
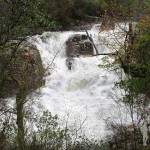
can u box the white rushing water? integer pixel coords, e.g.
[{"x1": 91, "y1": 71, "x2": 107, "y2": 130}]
[{"x1": 28, "y1": 24, "x2": 130, "y2": 140}]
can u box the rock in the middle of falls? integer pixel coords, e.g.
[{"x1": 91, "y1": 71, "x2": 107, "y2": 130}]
[{"x1": 65, "y1": 34, "x2": 94, "y2": 57}]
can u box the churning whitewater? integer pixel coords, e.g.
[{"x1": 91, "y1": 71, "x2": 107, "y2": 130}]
[{"x1": 28, "y1": 24, "x2": 129, "y2": 140}]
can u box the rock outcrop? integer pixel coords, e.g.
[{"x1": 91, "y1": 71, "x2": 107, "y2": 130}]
[
  {"x1": 65, "y1": 34, "x2": 94, "y2": 70},
  {"x1": 65, "y1": 57, "x2": 74, "y2": 70},
  {"x1": 65, "y1": 34, "x2": 94, "y2": 57},
  {"x1": 0, "y1": 41, "x2": 45, "y2": 98}
]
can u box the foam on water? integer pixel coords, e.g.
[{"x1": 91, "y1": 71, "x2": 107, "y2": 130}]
[{"x1": 28, "y1": 24, "x2": 129, "y2": 140}]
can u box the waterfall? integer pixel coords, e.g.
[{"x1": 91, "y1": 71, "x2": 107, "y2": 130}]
[{"x1": 28, "y1": 24, "x2": 129, "y2": 140}]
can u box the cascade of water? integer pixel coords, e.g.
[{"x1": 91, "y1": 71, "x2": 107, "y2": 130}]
[{"x1": 28, "y1": 24, "x2": 129, "y2": 140}]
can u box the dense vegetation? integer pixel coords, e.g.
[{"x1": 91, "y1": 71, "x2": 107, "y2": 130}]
[
  {"x1": 41, "y1": 0, "x2": 149, "y2": 26},
  {"x1": 0, "y1": 0, "x2": 150, "y2": 149},
  {"x1": 112, "y1": 17, "x2": 150, "y2": 150}
]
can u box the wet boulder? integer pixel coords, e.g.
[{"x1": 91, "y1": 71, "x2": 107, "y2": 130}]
[
  {"x1": 65, "y1": 57, "x2": 74, "y2": 70},
  {"x1": 79, "y1": 40, "x2": 93, "y2": 55},
  {"x1": 66, "y1": 41, "x2": 78, "y2": 57},
  {"x1": 0, "y1": 41, "x2": 45, "y2": 98},
  {"x1": 65, "y1": 34, "x2": 94, "y2": 57}
]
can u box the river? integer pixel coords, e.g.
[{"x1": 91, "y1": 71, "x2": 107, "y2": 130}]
[{"x1": 28, "y1": 24, "x2": 129, "y2": 140}]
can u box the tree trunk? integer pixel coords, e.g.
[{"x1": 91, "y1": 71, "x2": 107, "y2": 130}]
[
  {"x1": 16, "y1": 86, "x2": 27, "y2": 150},
  {"x1": 85, "y1": 30, "x2": 99, "y2": 55}
]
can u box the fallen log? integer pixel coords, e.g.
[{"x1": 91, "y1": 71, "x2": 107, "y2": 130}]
[
  {"x1": 85, "y1": 30, "x2": 99, "y2": 55},
  {"x1": 92, "y1": 53, "x2": 117, "y2": 56},
  {"x1": 85, "y1": 15, "x2": 103, "y2": 19}
]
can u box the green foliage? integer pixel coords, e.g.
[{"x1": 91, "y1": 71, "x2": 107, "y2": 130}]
[
  {"x1": 25, "y1": 111, "x2": 67, "y2": 150},
  {"x1": 0, "y1": 1, "x2": 56, "y2": 149},
  {"x1": 117, "y1": 17, "x2": 150, "y2": 106},
  {"x1": 39, "y1": 0, "x2": 150, "y2": 26},
  {"x1": 69, "y1": 138, "x2": 109, "y2": 150},
  {"x1": 105, "y1": 18, "x2": 150, "y2": 149},
  {"x1": 43, "y1": 0, "x2": 75, "y2": 26},
  {"x1": 0, "y1": 110, "x2": 109, "y2": 150},
  {"x1": 0, "y1": 0, "x2": 55, "y2": 45},
  {"x1": 73, "y1": 0, "x2": 105, "y2": 18}
]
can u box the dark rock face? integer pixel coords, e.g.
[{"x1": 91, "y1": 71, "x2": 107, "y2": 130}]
[
  {"x1": 65, "y1": 34, "x2": 94, "y2": 70},
  {"x1": 0, "y1": 41, "x2": 45, "y2": 98},
  {"x1": 65, "y1": 34, "x2": 93, "y2": 57}
]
